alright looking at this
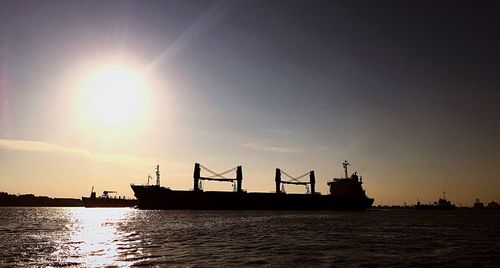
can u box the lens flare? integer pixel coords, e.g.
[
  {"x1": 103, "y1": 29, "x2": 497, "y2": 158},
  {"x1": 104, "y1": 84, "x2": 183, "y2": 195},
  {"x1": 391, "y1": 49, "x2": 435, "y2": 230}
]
[{"x1": 78, "y1": 65, "x2": 150, "y2": 125}]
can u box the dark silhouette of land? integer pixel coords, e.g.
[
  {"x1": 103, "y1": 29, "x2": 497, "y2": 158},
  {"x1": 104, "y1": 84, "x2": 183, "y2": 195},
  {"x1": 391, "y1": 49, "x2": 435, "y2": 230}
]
[{"x1": 0, "y1": 192, "x2": 82, "y2": 207}]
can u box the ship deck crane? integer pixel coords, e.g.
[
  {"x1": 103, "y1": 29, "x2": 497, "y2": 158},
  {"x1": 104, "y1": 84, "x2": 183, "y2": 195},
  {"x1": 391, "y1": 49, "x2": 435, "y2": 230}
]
[
  {"x1": 275, "y1": 169, "x2": 315, "y2": 194},
  {"x1": 102, "y1": 190, "x2": 117, "y2": 197},
  {"x1": 193, "y1": 163, "x2": 243, "y2": 192}
]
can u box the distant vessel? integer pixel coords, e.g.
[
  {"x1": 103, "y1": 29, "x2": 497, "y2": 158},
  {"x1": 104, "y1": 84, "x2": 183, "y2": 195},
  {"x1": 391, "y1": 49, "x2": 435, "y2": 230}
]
[
  {"x1": 473, "y1": 199, "x2": 485, "y2": 209},
  {"x1": 486, "y1": 201, "x2": 500, "y2": 209},
  {"x1": 415, "y1": 192, "x2": 456, "y2": 210},
  {"x1": 131, "y1": 161, "x2": 374, "y2": 210},
  {"x1": 82, "y1": 187, "x2": 136, "y2": 208},
  {"x1": 474, "y1": 199, "x2": 500, "y2": 210}
]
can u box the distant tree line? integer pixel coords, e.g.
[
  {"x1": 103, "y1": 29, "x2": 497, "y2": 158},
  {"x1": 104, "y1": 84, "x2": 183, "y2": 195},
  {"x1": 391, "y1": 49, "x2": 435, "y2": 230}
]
[{"x1": 0, "y1": 192, "x2": 82, "y2": 207}]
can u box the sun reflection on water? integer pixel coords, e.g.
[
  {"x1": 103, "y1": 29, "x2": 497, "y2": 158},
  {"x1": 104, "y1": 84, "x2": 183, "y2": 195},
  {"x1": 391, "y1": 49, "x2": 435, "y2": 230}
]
[{"x1": 60, "y1": 208, "x2": 135, "y2": 267}]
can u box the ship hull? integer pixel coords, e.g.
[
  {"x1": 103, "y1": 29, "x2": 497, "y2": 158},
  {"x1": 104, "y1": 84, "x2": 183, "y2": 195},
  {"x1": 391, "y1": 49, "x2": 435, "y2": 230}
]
[
  {"x1": 131, "y1": 185, "x2": 374, "y2": 210},
  {"x1": 81, "y1": 197, "x2": 136, "y2": 208}
]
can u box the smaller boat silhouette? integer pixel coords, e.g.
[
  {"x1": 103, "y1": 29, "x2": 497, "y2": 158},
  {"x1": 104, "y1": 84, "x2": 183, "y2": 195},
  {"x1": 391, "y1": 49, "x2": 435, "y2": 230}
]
[
  {"x1": 415, "y1": 191, "x2": 456, "y2": 210},
  {"x1": 82, "y1": 186, "x2": 136, "y2": 208}
]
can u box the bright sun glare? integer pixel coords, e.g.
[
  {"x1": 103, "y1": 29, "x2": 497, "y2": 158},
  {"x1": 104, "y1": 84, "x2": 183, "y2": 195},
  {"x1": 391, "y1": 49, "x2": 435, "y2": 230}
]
[{"x1": 78, "y1": 65, "x2": 150, "y2": 125}]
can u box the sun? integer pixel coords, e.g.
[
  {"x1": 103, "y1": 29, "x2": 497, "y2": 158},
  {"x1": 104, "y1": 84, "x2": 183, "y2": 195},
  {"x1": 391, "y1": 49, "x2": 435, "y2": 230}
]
[{"x1": 78, "y1": 65, "x2": 150, "y2": 125}]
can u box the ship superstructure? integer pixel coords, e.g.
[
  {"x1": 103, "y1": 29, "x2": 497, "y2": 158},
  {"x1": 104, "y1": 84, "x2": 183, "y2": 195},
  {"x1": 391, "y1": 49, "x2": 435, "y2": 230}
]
[{"x1": 328, "y1": 160, "x2": 369, "y2": 198}]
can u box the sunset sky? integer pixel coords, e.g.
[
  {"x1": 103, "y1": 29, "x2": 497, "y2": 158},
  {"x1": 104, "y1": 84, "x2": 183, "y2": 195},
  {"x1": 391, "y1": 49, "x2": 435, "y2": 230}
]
[{"x1": 1, "y1": 0, "x2": 498, "y2": 205}]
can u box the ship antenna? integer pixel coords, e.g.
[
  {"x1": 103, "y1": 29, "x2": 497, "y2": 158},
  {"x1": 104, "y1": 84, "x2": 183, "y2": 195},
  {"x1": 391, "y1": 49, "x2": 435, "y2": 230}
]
[
  {"x1": 343, "y1": 160, "x2": 350, "y2": 179},
  {"x1": 156, "y1": 165, "x2": 160, "y2": 186}
]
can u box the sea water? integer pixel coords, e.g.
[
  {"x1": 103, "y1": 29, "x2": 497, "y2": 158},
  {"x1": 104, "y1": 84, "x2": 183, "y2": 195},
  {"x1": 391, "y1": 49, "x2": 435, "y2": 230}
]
[{"x1": 0, "y1": 207, "x2": 499, "y2": 267}]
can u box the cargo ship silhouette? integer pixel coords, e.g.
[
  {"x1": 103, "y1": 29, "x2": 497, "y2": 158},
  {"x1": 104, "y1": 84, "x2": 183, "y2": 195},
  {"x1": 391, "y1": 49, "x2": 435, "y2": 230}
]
[{"x1": 131, "y1": 161, "x2": 374, "y2": 210}]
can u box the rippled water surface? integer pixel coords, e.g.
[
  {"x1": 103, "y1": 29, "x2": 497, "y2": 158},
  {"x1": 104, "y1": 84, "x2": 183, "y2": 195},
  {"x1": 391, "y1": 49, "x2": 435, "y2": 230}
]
[{"x1": 1, "y1": 208, "x2": 499, "y2": 267}]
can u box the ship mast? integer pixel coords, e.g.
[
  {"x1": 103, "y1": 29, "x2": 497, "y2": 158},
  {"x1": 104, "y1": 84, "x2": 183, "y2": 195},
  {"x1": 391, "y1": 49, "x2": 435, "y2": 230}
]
[
  {"x1": 156, "y1": 165, "x2": 160, "y2": 186},
  {"x1": 343, "y1": 160, "x2": 350, "y2": 179}
]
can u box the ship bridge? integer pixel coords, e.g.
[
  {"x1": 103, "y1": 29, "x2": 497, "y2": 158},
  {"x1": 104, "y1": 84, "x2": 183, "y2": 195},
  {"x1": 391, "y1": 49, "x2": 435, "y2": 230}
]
[{"x1": 327, "y1": 161, "x2": 366, "y2": 197}]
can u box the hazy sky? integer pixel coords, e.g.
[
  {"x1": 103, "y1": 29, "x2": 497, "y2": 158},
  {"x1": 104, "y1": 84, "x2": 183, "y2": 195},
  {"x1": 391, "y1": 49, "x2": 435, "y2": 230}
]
[{"x1": 1, "y1": 0, "x2": 499, "y2": 205}]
